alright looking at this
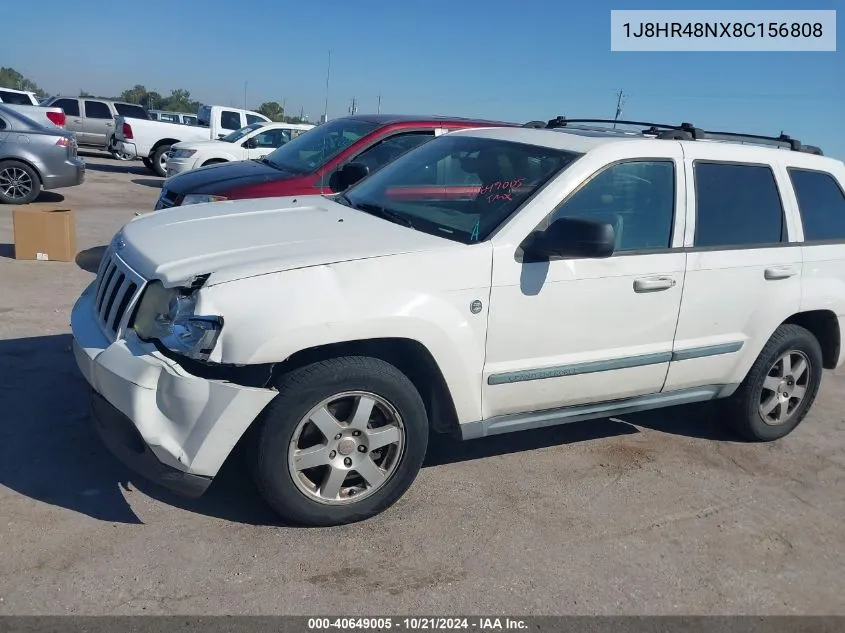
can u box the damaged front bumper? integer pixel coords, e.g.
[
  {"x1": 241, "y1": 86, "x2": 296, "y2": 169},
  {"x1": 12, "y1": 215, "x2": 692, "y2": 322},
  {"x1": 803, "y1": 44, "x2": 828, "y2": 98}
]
[{"x1": 70, "y1": 281, "x2": 277, "y2": 497}]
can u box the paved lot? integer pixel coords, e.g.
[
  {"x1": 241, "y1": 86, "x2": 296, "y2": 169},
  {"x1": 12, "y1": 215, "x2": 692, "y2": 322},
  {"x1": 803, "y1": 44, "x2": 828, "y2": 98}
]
[{"x1": 1, "y1": 153, "x2": 845, "y2": 615}]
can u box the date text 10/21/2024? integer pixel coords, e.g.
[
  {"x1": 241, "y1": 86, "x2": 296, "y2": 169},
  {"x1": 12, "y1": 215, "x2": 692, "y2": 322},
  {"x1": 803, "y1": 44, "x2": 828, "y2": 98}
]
[{"x1": 307, "y1": 617, "x2": 529, "y2": 630}]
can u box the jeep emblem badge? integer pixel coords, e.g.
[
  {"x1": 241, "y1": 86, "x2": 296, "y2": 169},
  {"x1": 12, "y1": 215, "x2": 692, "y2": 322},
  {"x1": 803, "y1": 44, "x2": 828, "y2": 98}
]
[{"x1": 470, "y1": 300, "x2": 483, "y2": 314}]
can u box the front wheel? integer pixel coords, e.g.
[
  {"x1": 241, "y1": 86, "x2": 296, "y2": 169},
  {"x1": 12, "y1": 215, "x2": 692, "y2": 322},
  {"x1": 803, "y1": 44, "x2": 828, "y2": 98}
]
[
  {"x1": 150, "y1": 145, "x2": 171, "y2": 177},
  {"x1": 250, "y1": 356, "x2": 429, "y2": 526},
  {"x1": 725, "y1": 324, "x2": 824, "y2": 441}
]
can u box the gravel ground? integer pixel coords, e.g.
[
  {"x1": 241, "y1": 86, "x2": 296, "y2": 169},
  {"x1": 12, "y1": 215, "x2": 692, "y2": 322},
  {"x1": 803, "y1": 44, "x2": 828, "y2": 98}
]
[{"x1": 1, "y1": 153, "x2": 844, "y2": 615}]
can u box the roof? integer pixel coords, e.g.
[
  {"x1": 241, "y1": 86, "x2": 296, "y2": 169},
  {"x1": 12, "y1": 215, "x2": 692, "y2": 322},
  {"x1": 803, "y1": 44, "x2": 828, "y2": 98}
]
[
  {"x1": 447, "y1": 125, "x2": 843, "y2": 168},
  {"x1": 348, "y1": 113, "x2": 515, "y2": 127}
]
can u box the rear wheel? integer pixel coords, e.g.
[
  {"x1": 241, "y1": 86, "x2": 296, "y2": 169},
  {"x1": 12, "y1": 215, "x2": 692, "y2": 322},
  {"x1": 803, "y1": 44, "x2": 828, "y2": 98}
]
[
  {"x1": 0, "y1": 160, "x2": 41, "y2": 205},
  {"x1": 150, "y1": 145, "x2": 171, "y2": 177},
  {"x1": 725, "y1": 324, "x2": 823, "y2": 441},
  {"x1": 250, "y1": 356, "x2": 429, "y2": 526}
]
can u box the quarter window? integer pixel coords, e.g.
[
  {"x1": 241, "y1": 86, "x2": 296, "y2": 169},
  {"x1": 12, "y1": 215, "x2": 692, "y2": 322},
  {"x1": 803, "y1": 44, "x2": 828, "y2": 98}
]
[
  {"x1": 549, "y1": 160, "x2": 676, "y2": 252},
  {"x1": 694, "y1": 162, "x2": 784, "y2": 247},
  {"x1": 788, "y1": 168, "x2": 845, "y2": 241},
  {"x1": 353, "y1": 132, "x2": 435, "y2": 173}
]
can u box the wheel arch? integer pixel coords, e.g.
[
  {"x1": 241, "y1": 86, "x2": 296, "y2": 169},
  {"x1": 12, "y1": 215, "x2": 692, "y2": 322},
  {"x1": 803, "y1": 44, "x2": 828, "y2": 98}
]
[
  {"x1": 783, "y1": 309, "x2": 841, "y2": 369},
  {"x1": 0, "y1": 156, "x2": 44, "y2": 185},
  {"x1": 149, "y1": 138, "x2": 180, "y2": 156},
  {"x1": 269, "y1": 337, "x2": 461, "y2": 436}
]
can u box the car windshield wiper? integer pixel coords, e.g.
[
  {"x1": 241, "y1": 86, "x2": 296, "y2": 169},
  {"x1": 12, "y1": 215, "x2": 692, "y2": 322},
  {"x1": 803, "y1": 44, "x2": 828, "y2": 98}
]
[{"x1": 350, "y1": 201, "x2": 414, "y2": 228}]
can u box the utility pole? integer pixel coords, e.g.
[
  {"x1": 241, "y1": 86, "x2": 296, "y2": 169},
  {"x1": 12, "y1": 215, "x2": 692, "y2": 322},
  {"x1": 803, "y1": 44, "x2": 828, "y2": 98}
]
[
  {"x1": 613, "y1": 89, "x2": 626, "y2": 128},
  {"x1": 300, "y1": 106, "x2": 304, "y2": 121},
  {"x1": 377, "y1": 94, "x2": 381, "y2": 114},
  {"x1": 349, "y1": 97, "x2": 358, "y2": 116},
  {"x1": 323, "y1": 50, "x2": 331, "y2": 122},
  {"x1": 244, "y1": 81, "x2": 248, "y2": 111}
]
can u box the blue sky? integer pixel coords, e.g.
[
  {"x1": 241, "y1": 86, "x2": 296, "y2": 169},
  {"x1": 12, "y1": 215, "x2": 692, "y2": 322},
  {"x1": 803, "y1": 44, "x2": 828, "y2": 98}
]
[{"x1": 3, "y1": 0, "x2": 843, "y2": 158}]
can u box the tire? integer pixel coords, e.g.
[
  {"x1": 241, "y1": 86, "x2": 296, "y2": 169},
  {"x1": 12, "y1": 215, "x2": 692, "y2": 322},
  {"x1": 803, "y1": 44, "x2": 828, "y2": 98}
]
[
  {"x1": 110, "y1": 149, "x2": 133, "y2": 161},
  {"x1": 142, "y1": 157, "x2": 153, "y2": 170},
  {"x1": 150, "y1": 145, "x2": 171, "y2": 177},
  {"x1": 250, "y1": 356, "x2": 429, "y2": 526},
  {"x1": 0, "y1": 160, "x2": 42, "y2": 205},
  {"x1": 725, "y1": 324, "x2": 823, "y2": 442}
]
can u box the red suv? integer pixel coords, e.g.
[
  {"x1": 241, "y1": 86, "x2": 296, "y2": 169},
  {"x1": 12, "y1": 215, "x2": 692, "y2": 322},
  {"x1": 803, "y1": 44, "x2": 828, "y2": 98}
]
[{"x1": 154, "y1": 114, "x2": 515, "y2": 210}]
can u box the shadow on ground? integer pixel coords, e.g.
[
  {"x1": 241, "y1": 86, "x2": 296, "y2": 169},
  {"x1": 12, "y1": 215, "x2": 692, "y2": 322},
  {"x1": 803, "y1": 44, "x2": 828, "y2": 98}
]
[
  {"x1": 0, "y1": 333, "x2": 741, "y2": 527},
  {"x1": 82, "y1": 161, "x2": 152, "y2": 176},
  {"x1": 35, "y1": 191, "x2": 66, "y2": 203},
  {"x1": 75, "y1": 245, "x2": 107, "y2": 273},
  {"x1": 131, "y1": 179, "x2": 163, "y2": 189}
]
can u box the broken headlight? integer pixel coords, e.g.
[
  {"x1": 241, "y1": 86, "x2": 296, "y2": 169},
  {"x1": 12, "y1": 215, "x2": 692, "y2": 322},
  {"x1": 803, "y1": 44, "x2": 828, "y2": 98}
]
[{"x1": 133, "y1": 281, "x2": 223, "y2": 361}]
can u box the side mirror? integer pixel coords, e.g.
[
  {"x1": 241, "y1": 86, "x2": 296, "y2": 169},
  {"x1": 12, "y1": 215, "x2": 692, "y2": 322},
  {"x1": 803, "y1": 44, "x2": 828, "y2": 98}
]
[
  {"x1": 521, "y1": 216, "x2": 615, "y2": 261},
  {"x1": 243, "y1": 138, "x2": 256, "y2": 149},
  {"x1": 333, "y1": 161, "x2": 370, "y2": 191}
]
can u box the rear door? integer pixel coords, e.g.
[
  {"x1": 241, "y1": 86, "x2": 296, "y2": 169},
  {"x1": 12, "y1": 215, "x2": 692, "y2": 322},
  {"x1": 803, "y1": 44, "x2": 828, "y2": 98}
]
[
  {"x1": 82, "y1": 100, "x2": 115, "y2": 146},
  {"x1": 53, "y1": 98, "x2": 82, "y2": 135},
  {"x1": 663, "y1": 147, "x2": 803, "y2": 394}
]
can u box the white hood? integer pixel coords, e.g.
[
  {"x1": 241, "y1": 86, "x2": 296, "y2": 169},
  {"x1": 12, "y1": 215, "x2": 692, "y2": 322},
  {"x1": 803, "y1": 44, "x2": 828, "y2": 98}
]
[{"x1": 118, "y1": 196, "x2": 457, "y2": 286}]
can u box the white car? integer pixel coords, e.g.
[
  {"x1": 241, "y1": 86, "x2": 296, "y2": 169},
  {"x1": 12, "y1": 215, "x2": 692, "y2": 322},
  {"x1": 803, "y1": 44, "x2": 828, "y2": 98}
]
[
  {"x1": 165, "y1": 121, "x2": 315, "y2": 177},
  {"x1": 71, "y1": 118, "x2": 845, "y2": 527}
]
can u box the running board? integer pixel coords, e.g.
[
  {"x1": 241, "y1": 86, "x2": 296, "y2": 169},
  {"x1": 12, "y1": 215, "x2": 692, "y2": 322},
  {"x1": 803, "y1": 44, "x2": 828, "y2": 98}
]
[{"x1": 458, "y1": 386, "x2": 725, "y2": 440}]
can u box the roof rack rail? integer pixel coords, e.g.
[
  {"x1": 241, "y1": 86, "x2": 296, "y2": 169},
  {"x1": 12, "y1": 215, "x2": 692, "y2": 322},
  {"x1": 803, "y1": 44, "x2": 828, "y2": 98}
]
[{"x1": 539, "y1": 117, "x2": 823, "y2": 155}]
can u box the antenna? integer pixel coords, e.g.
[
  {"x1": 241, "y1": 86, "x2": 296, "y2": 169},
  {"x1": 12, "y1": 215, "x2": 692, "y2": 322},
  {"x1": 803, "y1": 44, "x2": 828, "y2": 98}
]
[
  {"x1": 613, "y1": 89, "x2": 626, "y2": 128},
  {"x1": 377, "y1": 94, "x2": 381, "y2": 114}
]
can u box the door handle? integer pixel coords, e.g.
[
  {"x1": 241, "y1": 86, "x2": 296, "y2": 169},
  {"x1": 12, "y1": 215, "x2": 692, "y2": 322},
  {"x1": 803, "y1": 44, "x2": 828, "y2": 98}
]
[
  {"x1": 633, "y1": 276, "x2": 676, "y2": 293},
  {"x1": 764, "y1": 266, "x2": 797, "y2": 280}
]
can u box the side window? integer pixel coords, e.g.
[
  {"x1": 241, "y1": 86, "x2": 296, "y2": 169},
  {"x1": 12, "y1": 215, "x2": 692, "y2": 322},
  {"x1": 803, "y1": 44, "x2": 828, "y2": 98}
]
[
  {"x1": 114, "y1": 103, "x2": 148, "y2": 119},
  {"x1": 788, "y1": 168, "x2": 845, "y2": 241},
  {"x1": 160, "y1": 113, "x2": 178, "y2": 123},
  {"x1": 246, "y1": 114, "x2": 266, "y2": 125},
  {"x1": 549, "y1": 160, "x2": 676, "y2": 252},
  {"x1": 0, "y1": 90, "x2": 33, "y2": 105},
  {"x1": 694, "y1": 162, "x2": 784, "y2": 248},
  {"x1": 84, "y1": 100, "x2": 112, "y2": 119},
  {"x1": 353, "y1": 132, "x2": 435, "y2": 174},
  {"x1": 55, "y1": 99, "x2": 80, "y2": 117},
  {"x1": 221, "y1": 110, "x2": 242, "y2": 130},
  {"x1": 253, "y1": 128, "x2": 291, "y2": 149}
]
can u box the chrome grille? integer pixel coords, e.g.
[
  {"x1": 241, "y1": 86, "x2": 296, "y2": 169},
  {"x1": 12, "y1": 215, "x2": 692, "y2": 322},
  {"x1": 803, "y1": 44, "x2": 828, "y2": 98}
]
[{"x1": 93, "y1": 248, "x2": 146, "y2": 339}]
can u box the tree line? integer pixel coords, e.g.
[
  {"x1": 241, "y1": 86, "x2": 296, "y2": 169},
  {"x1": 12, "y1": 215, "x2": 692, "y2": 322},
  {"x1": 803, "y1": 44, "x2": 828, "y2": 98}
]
[{"x1": 1, "y1": 68, "x2": 308, "y2": 124}]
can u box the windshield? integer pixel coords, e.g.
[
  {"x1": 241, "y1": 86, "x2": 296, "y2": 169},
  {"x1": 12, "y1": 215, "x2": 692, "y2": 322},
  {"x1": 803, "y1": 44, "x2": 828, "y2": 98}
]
[
  {"x1": 340, "y1": 134, "x2": 581, "y2": 244},
  {"x1": 220, "y1": 122, "x2": 265, "y2": 143},
  {"x1": 264, "y1": 117, "x2": 380, "y2": 174}
]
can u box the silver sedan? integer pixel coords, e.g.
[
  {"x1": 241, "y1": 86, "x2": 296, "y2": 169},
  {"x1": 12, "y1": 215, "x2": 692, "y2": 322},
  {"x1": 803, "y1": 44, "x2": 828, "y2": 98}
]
[{"x1": 0, "y1": 104, "x2": 86, "y2": 205}]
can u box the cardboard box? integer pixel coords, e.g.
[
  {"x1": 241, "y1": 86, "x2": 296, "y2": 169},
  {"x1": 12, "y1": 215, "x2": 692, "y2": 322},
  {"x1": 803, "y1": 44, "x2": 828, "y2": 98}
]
[{"x1": 12, "y1": 206, "x2": 77, "y2": 262}]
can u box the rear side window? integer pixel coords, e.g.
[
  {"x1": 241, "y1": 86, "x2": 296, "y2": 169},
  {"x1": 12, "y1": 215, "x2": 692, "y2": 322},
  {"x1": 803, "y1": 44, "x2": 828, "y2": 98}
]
[
  {"x1": 246, "y1": 114, "x2": 266, "y2": 125},
  {"x1": 788, "y1": 168, "x2": 845, "y2": 241},
  {"x1": 0, "y1": 90, "x2": 34, "y2": 105},
  {"x1": 221, "y1": 110, "x2": 242, "y2": 130},
  {"x1": 54, "y1": 98, "x2": 80, "y2": 117},
  {"x1": 85, "y1": 100, "x2": 112, "y2": 119},
  {"x1": 694, "y1": 162, "x2": 784, "y2": 248},
  {"x1": 115, "y1": 103, "x2": 148, "y2": 119}
]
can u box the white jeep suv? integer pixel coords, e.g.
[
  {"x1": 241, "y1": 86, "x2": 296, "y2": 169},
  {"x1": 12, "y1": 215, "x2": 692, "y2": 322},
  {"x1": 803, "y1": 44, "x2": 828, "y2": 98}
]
[{"x1": 70, "y1": 117, "x2": 845, "y2": 526}]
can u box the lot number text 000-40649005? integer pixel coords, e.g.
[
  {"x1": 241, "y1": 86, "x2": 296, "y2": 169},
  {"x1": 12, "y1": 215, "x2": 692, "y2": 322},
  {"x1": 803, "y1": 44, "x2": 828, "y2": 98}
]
[{"x1": 610, "y1": 9, "x2": 836, "y2": 51}]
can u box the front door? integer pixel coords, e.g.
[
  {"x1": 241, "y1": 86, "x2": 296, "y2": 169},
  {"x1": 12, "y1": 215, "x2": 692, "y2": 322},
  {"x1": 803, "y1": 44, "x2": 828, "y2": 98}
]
[
  {"x1": 245, "y1": 127, "x2": 294, "y2": 160},
  {"x1": 483, "y1": 150, "x2": 687, "y2": 418},
  {"x1": 82, "y1": 100, "x2": 114, "y2": 147}
]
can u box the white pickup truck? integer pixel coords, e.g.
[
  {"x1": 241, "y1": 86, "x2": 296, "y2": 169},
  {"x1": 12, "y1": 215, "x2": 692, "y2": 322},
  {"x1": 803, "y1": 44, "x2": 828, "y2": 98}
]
[
  {"x1": 113, "y1": 105, "x2": 271, "y2": 177},
  {"x1": 0, "y1": 87, "x2": 67, "y2": 129}
]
